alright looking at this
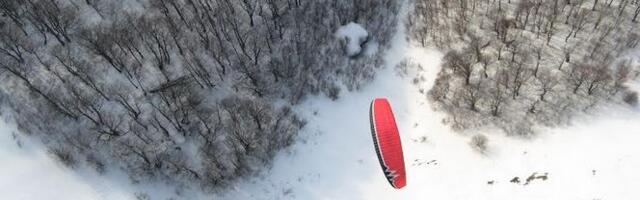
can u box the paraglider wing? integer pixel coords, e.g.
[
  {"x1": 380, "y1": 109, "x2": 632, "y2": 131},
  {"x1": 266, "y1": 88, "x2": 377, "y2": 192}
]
[{"x1": 369, "y1": 98, "x2": 406, "y2": 189}]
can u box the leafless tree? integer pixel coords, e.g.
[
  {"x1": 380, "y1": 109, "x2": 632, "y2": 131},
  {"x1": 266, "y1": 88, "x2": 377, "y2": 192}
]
[{"x1": 443, "y1": 50, "x2": 475, "y2": 85}]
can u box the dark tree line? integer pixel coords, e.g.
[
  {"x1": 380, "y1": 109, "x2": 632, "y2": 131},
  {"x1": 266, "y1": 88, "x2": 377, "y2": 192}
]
[
  {"x1": 410, "y1": 0, "x2": 640, "y2": 136},
  {"x1": 0, "y1": 0, "x2": 400, "y2": 191}
]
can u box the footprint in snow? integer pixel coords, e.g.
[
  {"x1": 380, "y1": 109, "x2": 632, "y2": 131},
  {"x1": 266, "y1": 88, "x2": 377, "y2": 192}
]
[
  {"x1": 412, "y1": 159, "x2": 437, "y2": 166},
  {"x1": 510, "y1": 172, "x2": 549, "y2": 185}
]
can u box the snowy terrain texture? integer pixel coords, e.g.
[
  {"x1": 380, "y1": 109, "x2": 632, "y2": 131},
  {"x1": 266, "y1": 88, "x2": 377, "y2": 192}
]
[{"x1": 2, "y1": 3, "x2": 640, "y2": 200}]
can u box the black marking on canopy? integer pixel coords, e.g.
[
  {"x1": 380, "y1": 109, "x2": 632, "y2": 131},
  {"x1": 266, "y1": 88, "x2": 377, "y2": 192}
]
[{"x1": 370, "y1": 100, "x2": 396, "y2": 187}]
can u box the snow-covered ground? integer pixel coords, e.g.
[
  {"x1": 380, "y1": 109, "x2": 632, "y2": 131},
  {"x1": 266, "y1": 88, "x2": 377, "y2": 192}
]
[
  {"x1": 0, "y1": 119, "x2": 135, "y2": 200},
  {"x1": 218, "y1": 4, "x2": 640, "y2": 200},
  {"x1": 2, "y1": 3, "x2": 640, "y2": 200}
]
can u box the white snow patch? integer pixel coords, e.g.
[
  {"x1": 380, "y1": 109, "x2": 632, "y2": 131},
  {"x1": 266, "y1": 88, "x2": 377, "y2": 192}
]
[
  {"x1": 0, "y1": 119, "x2": 134, "y2": 200},
  {"x1": 336, "y1": 22, "x2": 369, "y2": 57},
  {"x1": 0, "y1": 116, "x2": 204, "y2": 200},
  {"x1": 362, "y1": 40, "x2": 379, "y2": 57},
  {"x1": 629, "y1": 80, "x2": 640, "y2": 94}
]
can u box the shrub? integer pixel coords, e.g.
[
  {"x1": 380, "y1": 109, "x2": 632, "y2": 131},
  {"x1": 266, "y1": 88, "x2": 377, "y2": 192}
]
[
  {"x1": 135, "y1": 192, "x2": 150, "y2": 200},
  {"x1": 469, "y1": 134, "x2": 488, "y2": 153},
  {"x1": 623, "y1": 91, "x2": 638, "y2": 106},
  {"x1": 86, "y1": 154, "x2": 106, "y2": 174},
  {"x1": 49, "y1": 147, "x2": 76, "y2": 168},
  {"x1": 327, "y1": 84, "x2": 341, "y2": 101}
]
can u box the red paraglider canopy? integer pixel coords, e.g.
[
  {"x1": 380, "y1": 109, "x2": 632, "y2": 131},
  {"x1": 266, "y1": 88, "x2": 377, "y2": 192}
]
[{"x1": 369, "y1": 98, "x2": 406, "y2": 189}]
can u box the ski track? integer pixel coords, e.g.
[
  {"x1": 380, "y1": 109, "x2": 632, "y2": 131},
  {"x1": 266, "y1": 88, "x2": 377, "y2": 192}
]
[{"x1": 2, "y1": 2, "x2": 640, "y2": 200}]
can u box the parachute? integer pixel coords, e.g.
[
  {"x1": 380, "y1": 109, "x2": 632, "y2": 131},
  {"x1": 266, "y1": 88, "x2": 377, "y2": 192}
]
[{"x1": 369, "y1": 98, "x2": 406, "y2": 189}]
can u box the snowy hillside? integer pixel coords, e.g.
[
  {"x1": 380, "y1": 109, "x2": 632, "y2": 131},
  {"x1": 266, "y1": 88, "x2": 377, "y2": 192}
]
[
  {"x1": 218, "y1": 6, "x2": 640, "y2": 199},
  {"x1": 3, "y1": 46, "x2": 640, "y2": 200},
  {"x1": 2, "y1": 1, "x2": 640, "y2": 200},
  {"x1": 0, "y1": 119, "x2": 132, "y2": 199}
]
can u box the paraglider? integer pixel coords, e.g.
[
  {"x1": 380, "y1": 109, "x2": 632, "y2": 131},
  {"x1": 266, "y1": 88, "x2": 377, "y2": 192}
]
[{"x1": 369, "y1": 98, "x2": 407, "y2": 189}]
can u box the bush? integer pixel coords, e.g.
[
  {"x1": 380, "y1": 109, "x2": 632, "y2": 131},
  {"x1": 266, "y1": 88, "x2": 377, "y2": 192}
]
[
  {"x1": 327, "y1": 84, "x2": 341, "y2": 101},
  {"x1": 469, "y1": 134, "x2": 488, "y2": 153},
  {"x1": 624, "y1": 91, "x2": 638, "y2": 106},
  {"x1": 49, "y1": 147, "x2": 76, "y2": 168},
  {"x1": 86, "y1": 154, "x2": 105, "y2": 174},
  {"x1": 134, "y1": 192, "x2": 150, "y2": 200}
]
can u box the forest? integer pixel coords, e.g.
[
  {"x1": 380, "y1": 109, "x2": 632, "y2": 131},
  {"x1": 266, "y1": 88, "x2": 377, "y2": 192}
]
[
  {"x1": 5, "y1": 0, "x2": 640, "y2": 196},
  {"x1": 409, "y1": 0, "x2": 640, "y2": 135},
  {"x1": 0, "y1": 0, "x2": 400, "y2": 191}
]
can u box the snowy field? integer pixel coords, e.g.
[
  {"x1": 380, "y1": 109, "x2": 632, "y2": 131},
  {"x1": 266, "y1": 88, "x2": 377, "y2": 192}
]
[
  {"x1": 218, "y1": 7, "x2": 640, "y2": 198},
  {"x1": 2, "y1": 3, "x2": 640, "y2": 200},
  {"x1": 0, "y1": 119, "x2": 133, "y2": 199}
]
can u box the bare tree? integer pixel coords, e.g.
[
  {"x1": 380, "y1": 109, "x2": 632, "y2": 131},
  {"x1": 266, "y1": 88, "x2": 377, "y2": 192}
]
[
  {"x1": 535, "y1": 69, "x2": 559, "y2": 101},
  {"x1": 443, "y1": 50, "x2": 475, "y2": 85}
]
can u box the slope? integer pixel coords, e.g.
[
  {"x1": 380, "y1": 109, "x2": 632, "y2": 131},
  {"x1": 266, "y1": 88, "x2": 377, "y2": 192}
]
[
  {"x1": 219, "y1": 2, "x2": 640, "y2": 199},
  {"x1": 1, "y1": 2, "x2": 640, "y2": 200}
]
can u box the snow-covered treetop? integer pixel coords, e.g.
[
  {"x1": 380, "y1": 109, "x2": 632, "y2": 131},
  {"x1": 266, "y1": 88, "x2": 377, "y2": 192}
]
[{"x1": 336, "y1": 22, "x2": 369, "y2": 57}]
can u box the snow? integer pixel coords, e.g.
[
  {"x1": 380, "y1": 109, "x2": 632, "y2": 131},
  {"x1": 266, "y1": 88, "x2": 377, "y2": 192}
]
[
  {"x1": 0, "y1": 119, "x2": 134, "y2": 200},
  {"x1": 2, "y1": 2, "x2": 640, "y2": 200},
  {"x1": 218, "y1": 3, "x2": 640, "y2": 199},
  {"x1": 336, "y1": 22, "x2": 369, "y2": 57}
]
